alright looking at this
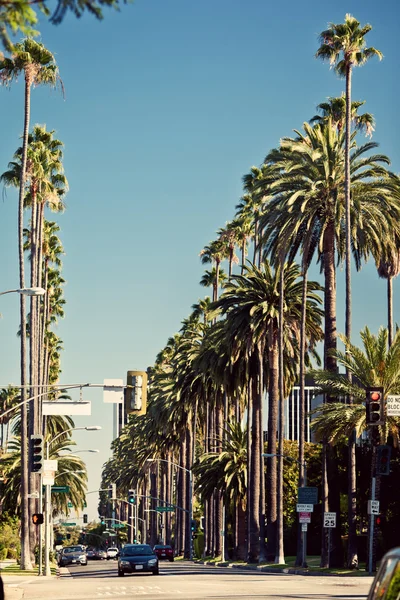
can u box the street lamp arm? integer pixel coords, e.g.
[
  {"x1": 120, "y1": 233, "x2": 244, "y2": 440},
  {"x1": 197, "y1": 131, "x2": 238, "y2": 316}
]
[
  {"x1": 0, "y1": 384, "x2": 89, "y2": 420},
  {"x1": 146, "y1": 457, "x2": 191, "y2": 476}
]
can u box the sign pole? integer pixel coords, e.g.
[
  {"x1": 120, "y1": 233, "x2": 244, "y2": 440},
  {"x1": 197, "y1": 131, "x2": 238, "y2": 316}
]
[
  {"x1": 302, "y1": 464, "x2": 307, "y2": 568},
  {"x1": 328, "y1": 527, "x2": 331, "y2": 569},
  {"x1": 44, "y1": 483, "x2": 51, "y2": 576},
  {"x1": 38, "y1": 474, "x2": 43, "y2": 576},
  {"x1": 368, "y1": 476, "x2": 376, "y2": 575}
]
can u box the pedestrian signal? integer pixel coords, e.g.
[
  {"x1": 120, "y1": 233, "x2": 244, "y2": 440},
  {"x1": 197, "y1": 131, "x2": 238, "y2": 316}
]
[{"x1": 32, "y1": 513, "x2": 44, "y2": 525}]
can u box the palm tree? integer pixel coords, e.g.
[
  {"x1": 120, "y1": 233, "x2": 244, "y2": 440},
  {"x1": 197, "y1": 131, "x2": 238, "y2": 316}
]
[
  {"x1": 310, "y1": 95, "x2": 375, "y2": 137},
  {"x1": 376, "y1": 244, "x2": 400, "y2": 348},
  {"x1": 0, "y1": 387, "x2": 20, "y2": 452},
  {"x1": 316, "y1": 15, "x2": 382, "y2": 345},
  {"x1": 0, "y1": 38, "x2": 61, "y2": 569}
]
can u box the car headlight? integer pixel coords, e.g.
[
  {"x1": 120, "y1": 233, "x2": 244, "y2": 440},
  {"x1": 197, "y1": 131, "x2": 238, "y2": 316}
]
[
  {"x1": 120, "y1": 560, "x2": 130, "y2": 566},
  {"x1": 79, "y1": 555, "x2": 86, "y2": 561},
  {"x1": 148, "y1": 559, "x2": 157, "y2": 565}
]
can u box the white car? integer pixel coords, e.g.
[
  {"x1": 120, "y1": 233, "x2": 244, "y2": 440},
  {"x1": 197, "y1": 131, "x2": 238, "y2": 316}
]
[{"x1": 106, "y1": 547, "x2": 119, "y2": 560}]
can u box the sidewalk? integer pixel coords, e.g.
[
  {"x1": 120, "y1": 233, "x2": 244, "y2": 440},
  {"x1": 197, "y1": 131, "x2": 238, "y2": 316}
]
[{"x1": 194, "y1": 559, "x2": 374, "y2": 577}]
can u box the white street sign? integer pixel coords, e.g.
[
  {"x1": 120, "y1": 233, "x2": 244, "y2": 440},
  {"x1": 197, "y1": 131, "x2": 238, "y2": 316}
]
[
  {"x1": 368, "y1": 500, "x2": 380, "y2": 515},
  {"x1": 301, "y1": 523, "x2": 308, "y2": 532},
  {"x1": 27, "y1": 492, "x2": 39, "y2": 499},
  {"x1": 296, "y1": 503, "x2": 314, "y2": 512},
  {"x1": 42, "y1": 401, "x2": 91, "y2": 416},
  {"x1": 42, "y1": 471, "x2": 55, "y2": 486},
  {"x1": 387, "y1": 395, "x2": 400, "y2": 416},
  {"x1": 299, "y1": 512, "x2": 311, "y2": 523},
  {"x1": 324, "y1": 512, "x2": 336, "y2": 528},
  {"x1": 44, "y1": 459, "x2": 58, "y2": 471},
  {"x1": 103, "y1": 379, "x2": 124, "y2": 404}
]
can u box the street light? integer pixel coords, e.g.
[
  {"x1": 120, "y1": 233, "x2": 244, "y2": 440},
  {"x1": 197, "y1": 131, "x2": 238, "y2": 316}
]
[
  {"x1": 43, "y1": 427, "x2": 101, "y2": 576},
  {"x1": 262, "y1": 453, "x2": 308, "y2": 568},
  {"x1": 0, "y1": 287, "x2": 46, "y2": 297},
  {"x1": 146, "y1": 458, "x2": 193, "y2": 560}
]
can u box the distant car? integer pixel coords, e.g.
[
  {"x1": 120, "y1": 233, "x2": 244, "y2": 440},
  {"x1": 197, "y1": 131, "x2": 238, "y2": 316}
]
[
  {"x1": 118, "y1": 544, "x2": 159, "y2": 576},
  {"x1": 86, "y1": 548, "x2": 97, "y2": 559},
  {"x1": 367, "y1": 546, "x2": 400, "y2": 600},
  {"x1": 58, "y1": 545, "x2": 88, "y2": 567},
  {"x1": 153, "y1": 544, "x2": 174, "y2": 562},
  {"x1": 96, "y1": 549, "x2": 107, "y2": 560},
  {"x1": 106, "y1": 547, "x2": 119, "y2": 560}
]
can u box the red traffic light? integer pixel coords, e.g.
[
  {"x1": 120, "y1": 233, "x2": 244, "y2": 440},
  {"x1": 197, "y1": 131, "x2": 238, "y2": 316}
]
[
  {"x1": 370, "y1": 392, "x2": 381, "y2": 401},
  {"x1": 366, "y1": 387, "x2": 384, "y2": 426}
]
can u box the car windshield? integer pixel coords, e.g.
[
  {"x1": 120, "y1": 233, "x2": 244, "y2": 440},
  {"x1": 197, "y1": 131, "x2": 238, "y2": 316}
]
[
  {"x1": 121, "y1": 545, "x2": 154, "y2": 557},
  {"x1": 64, "y1": 547, "x2": 82, "y2": 554},
  {"x1": 155, "y1": 545, "x2": 171, "y2": 550}
]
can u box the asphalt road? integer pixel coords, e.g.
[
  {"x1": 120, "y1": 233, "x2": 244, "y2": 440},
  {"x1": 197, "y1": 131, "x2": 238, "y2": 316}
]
[{"x1": 3, "y1": 559, "x2": 375, "y2": 600}]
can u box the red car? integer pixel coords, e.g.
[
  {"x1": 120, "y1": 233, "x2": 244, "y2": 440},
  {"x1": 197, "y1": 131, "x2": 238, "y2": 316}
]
[{"x1": 153, "y1": 544, "x2": 174, "y2": 562}]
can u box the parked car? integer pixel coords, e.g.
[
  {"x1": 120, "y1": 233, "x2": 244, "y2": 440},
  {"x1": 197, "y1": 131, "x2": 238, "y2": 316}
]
[
  {"x1": 58, "y1": 545, "x2": 88, "y2": 567},
  {"x1": 86, "y1": 548, "x2": 97, "y2": 560},
  {"x1": 153, "y1": 544, "x2": 174, "y2": 562},
  {"x1": 96, "y1": 549, "x2": 107, "y2": 560},
  {"x1": 367, "y1": 546, "x2": 400, "y2": 600},
  {"x1": 117, "y1": 544, "x2": 159, "y2": 576},
  {"x1": 106, "y1": 547, "x2": 119, "y2": 560}
]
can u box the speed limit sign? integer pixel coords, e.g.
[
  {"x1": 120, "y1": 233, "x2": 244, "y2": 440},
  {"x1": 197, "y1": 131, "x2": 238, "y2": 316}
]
[{"x1": 324, "y1": 512, "x2": 336, "y2": 528}]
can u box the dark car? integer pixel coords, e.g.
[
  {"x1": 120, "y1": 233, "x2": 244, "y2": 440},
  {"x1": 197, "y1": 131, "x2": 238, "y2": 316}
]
[
  {"x1": 58, "y1": 545, "x2": 88, "y2": 567},
  {"x1": 153, "y1": 545, "x2": 174, "y2": 562},
  {"x1": 367, "y1": 546, "x2": 400, "y2": 600},
  {"x1": 117, "y1": 544, "x2": 159, "y2": 576}
]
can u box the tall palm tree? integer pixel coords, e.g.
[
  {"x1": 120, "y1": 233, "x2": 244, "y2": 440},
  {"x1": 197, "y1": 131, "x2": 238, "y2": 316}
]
[
  {"x1": 316, "y1": 30, "x2": 382, "y2": 561},
  {"x1": 316, "y1": 14, "x2": 382, "y2": 345},
  {"x1": 376, "y1": 244, "x2": 400, "y2": 348},
  {"x1": 0, "y1": 38, "x2": 61, "y2": 569}
]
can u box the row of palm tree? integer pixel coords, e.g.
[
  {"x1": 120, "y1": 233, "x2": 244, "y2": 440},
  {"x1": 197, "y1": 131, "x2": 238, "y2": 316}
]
[
  {"x1": 101, "y1": 14, "x2": 400, "y2": 567},
  {"x1": 0, "y1": 38, "x2": 89, "y2": 567}
]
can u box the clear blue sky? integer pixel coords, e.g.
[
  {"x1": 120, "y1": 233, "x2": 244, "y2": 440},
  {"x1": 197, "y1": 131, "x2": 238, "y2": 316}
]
[{"x1": 0, "y1": 0, "x2": 399, "y2": 520}]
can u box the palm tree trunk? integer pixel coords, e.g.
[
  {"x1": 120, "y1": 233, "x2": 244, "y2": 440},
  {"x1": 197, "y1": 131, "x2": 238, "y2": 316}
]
[
  {"x1": 19, "y1": 76, "x2": 32, "y2": 571},
  {"x1": 387, "y1": 277, "x2": 393, "y2": 347},
  {"x1": 275, "y1": 263, "x2": 285, "y2": 564},
  {"x1": 296, "y1": 266, "x2": 308, "y2": 566},
  {"x1": 246, "y1": 378, "x2": 252, "y2": 561},
  {"x1": 258, "y1": 344, "x2": 266, "y2": 563},
  {"x1": 248, "y1": 371, "x2": 260, "y2": 562},
  {"x1": 266, "y1": 332, "x2": 278, "y2": 561}
]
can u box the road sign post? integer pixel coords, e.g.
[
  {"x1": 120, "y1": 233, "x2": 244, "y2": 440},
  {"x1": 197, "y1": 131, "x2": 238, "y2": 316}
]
[{"x1": 299, "y1": 512, "x2": 311, "y2": 523}]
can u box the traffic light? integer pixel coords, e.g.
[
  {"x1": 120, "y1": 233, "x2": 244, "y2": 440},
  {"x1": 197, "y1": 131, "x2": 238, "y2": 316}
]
[
  {"x1": 32, "y1": 513, "x2": 44, "y2": 525},
  {"x1": 83, "y1": 514, "x2": 88, "y2": 524},
  {"x1": 366, "y1": 387, "x2": 384, "y2": 426},
  {"x1": 126, "y1": 371, "x2": 148, "y2": 415},
  {"x1": 128, "y1": 489, "x2": 135, "y2": 504},
  {"x1": 191, "y1": 519, "x2": 197, "y2": 532},
  {"x1": 108, "y1": 483, "x2": 116, "y2": 499},
  {"x1": 101, "y1": 517, "x2": 106, "y2": 525},
  {"x1": 29, "y1": 434, "x2": 44, "y2": 473},
  {"x1": 376, "y1": 445, "x2": 391, "y2": 476}
]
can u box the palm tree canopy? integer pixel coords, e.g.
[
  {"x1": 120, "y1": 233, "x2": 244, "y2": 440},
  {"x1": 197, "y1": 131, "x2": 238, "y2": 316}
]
[
  {"x1": 310, "y1": 94, "x2": 375, "y2": 137},
  {"x1": 316, "y1": 14, "x2": 383, "y2": 76}
]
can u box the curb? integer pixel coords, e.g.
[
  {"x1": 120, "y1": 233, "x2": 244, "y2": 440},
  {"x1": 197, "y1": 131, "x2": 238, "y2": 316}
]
[{"x1": 194, "y1": 560, "x2": 371, "y2": 577}]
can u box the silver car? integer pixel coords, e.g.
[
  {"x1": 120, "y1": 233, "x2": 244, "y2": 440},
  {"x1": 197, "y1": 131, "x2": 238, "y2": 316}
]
[{"x1": 367, "y1": 547, "x2": 400, "y2": 600}]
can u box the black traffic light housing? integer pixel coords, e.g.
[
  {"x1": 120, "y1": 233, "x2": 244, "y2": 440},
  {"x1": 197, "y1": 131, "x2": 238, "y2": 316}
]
[
  {"x1": 83, "y1": 514, "x2": 88, "y2": 524},
  {"x1": 128, "y1": 489, "x2": 135, "y2": 504},
  {"x1": 30, "y1": 434, "x2": 44, "y2": 473},
  {"x1": 376, "y1": 445, "x2": 391, "y2": 476},
  {"x1": 366, "y1": 387, "x2": 384, "y2": 426},
  {"x1": 32, "y1": 513, "x2": 44, "y2": 525}
]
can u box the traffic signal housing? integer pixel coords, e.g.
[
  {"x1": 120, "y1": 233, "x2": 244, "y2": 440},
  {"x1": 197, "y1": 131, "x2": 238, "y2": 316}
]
[
  {"x1": 366, "y1": 387, "x2": 384, "y2": 426},
  {"x1": 83, "y1": 514, "x2": 88, "y2": 524},
  {"x1": 126, "y1": 371, "x2": 148, "y2": 415},
  {"x1": 30, "y1": 434, "x2": 44, "y2": 473},
  {"x1": 128, "y1": 489, "x2": 135, "y2": 504},
  {"x1": 376, "y1": 445, "x2": 391, "y2": 476},
  {"x1": 108, "y1": 483, "x2": 116, "y2": 500},
  {"x1": 32, "y1": 513, "x2": 44, "y2": 525}
]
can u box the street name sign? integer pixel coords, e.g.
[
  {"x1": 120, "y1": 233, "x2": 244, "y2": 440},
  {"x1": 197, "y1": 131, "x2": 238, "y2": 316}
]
[
  {"x1": 296, "y1": 503, "x2": 314, "y2": 512},
  {"x1": 299, "y1": 512, "x2": 311, "y2": 523},
  {"x1": 51, "y1": 485, "x2": 70, "y2": 493},
  {"x1": 61, "y1": 522, "x2": 76, "y2": 526},
  {"x1": 368, "y1": 500, "x2": 380, "y2": 515},
  {"x1": 156, "y1": 506, "x2": 174, "y2": 513},
  {"x1": 387, "y1": 395, "x2": 400, "y2": 416},
  {"x1": 111, "y1": 523, "x2": 126, "y2": 528},
  {"x1": 323, "y1": 512, "x2": 336, "y2": 528},
  {"x1": 297, "y1": 487, "x2": 318, "y2": 504}
]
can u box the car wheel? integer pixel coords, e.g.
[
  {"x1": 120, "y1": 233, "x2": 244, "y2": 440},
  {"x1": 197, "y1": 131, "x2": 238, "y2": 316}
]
[
  {"x1": 153, "y1": 568, "x2": 159, "y2": 575},
  {"x1": 118, "y1": 569, "x2": 124, "y2": 577},
  {"x1": 169, "y1": 558, "x2": 174, "y2": 562}
]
